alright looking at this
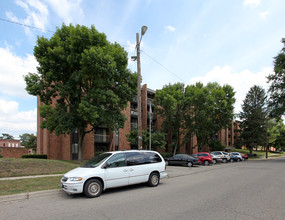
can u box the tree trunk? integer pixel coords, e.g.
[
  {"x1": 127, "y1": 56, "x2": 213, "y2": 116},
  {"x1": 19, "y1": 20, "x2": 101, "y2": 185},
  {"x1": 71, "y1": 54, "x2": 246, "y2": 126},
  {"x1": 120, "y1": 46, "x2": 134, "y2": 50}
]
[
  {"x1": 249, "y1": 146, "x2": 253, "y2": 154},
  {"x1": 168, "y1": 129, "x2": 172, "y2": 154},
  {"x1": 173, "y1": 129, "x2": 180, "y2": 155},
  {"x1": 78, "y1": 130, "x2": 86, "y2": 162}
]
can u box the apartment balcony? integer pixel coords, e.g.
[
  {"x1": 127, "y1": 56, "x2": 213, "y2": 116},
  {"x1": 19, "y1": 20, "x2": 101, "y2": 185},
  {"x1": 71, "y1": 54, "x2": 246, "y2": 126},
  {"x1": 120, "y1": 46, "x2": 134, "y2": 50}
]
[
  {"x1": 131, "y1": 123, "x2": 138, "y2": 130},
  {"x1": 94, "y1": 134, "x2": 110, "y2": 143},
  {"x1": 131, "y1": 109, "x2": 138, "y2": 117}
]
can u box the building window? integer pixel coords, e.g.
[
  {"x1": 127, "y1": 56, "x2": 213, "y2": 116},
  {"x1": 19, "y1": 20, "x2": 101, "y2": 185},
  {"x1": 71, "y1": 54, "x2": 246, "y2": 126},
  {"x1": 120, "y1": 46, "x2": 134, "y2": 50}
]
[{"x1": 95, "y1": 128, "x2": 109, "y2": 143}]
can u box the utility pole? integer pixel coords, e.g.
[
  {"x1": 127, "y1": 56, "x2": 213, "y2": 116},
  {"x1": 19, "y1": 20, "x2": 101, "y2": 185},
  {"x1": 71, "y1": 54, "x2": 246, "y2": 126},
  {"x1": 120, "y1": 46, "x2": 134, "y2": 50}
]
[
  {"x1": 134, "y1": 26, "x2": 148, "y2": 150},
  {"x1": 136, "y1": 32, "x2": 142, "y2": 150},
  {"x1": 149, "y1": 103, "x2": 152, "y2": 150}
]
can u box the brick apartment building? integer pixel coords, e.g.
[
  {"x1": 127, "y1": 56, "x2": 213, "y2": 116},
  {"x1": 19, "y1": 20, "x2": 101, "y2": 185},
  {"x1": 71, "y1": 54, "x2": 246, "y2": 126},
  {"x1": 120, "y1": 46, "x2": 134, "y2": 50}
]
[{"x1": 37, "y1": 84, "x2": 238, "y2": 160}]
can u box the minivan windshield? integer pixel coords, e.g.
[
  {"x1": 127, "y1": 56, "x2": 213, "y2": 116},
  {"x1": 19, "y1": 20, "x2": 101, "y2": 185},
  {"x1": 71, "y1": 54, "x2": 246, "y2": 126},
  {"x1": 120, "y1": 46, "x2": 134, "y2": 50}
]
[{"x1": 82, "y1": 153, "x2": 112, "y2": 168}]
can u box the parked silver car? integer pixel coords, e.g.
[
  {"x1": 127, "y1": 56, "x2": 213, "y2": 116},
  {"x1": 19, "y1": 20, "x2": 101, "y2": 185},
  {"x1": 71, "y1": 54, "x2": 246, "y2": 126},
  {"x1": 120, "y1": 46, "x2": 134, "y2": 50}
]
[
  {"x1": 210, "y1": 151, "x2": 228, "y2": 163},
  {"x1": 230, "y1": 152, "x2": 243, "y2": 161}
]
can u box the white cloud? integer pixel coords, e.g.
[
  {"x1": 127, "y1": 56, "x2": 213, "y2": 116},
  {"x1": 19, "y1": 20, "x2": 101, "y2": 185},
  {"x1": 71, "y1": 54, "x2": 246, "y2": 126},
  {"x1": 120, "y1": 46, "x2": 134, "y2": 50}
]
[
  {"x1": 189, "y1": 66, "x2": 271, "y2": 114},
  {"x1": 45, "y1": 0, "x2": 83, "y2": 23},
  {"x1": 243, "y1": 0, "x2": 261, "y2": 7},
  {"x1": 0, "y1": 100, "x2": 37, "y2": 138},
  {"x1": 6, "y1": 0, "x2": 49, "y2": 34},
  {"x1": 0, "y1": 47, "x2": 37, "y2": 97},
  {"x1": 165, "y1": 25, "x2": 176, "y2": 32},
  {"x1": 0, "y1": 100, "x2": 19, "y2": 115},
  {"x1": 260, "y1": 11, "x2": 269, "y2": 20}
]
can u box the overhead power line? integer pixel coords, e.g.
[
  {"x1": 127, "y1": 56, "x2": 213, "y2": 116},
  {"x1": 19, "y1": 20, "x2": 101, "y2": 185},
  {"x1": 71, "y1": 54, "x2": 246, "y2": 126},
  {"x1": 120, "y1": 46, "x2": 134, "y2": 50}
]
[
  {"x1": 1, "y1": 17, "x2": 186, "y2": 83},
  {"x1": 0, "y1": 17, "x2": 54, "y2": 33},
  {"x1": 0, "y1": 17, "x2": 132, "y2": 48},
  {"x1": 141, "y1": 50, "x2": 187, "y2": 84}
]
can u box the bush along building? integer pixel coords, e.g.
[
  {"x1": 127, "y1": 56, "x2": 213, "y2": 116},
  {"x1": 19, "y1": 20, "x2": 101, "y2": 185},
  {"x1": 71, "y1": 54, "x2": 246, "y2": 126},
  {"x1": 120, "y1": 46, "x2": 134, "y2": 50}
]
[{"x1": 37, "y1": 84, "x2": 238, "y2": 160}]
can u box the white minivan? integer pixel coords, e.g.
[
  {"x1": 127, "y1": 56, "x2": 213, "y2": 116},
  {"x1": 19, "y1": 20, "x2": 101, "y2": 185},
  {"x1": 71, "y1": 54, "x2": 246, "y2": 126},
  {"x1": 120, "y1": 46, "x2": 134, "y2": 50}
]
[{"x1": 61, "y1": 150, "x2": 168, "y2": 198}]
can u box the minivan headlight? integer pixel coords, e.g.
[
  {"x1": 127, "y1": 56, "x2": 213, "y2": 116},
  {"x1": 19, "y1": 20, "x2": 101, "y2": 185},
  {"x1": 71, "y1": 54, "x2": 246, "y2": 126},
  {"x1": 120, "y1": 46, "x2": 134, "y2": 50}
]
[{"x1": 69, "y1": 177, "x2": 83, "y2": 181}]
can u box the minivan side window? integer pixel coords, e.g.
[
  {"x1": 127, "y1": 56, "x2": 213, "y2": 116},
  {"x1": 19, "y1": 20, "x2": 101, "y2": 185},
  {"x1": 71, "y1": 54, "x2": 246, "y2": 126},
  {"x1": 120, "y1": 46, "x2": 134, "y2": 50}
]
[
  {"x1": 125, "y1": 152, "x2": 146, "y2": 166},
  {"x1": 144, "y1": 152, "x2": 162, "y2": 163},
  {"x1": 106, "y1": 153, "x2": 126, "y2": 168}
]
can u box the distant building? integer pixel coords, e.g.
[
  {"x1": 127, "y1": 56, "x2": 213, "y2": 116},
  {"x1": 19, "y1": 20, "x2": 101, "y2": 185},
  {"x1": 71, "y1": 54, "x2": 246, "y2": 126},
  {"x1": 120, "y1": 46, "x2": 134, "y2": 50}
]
[{"x1": 0, "y1": 139, "x2": 21, "y2": 148}]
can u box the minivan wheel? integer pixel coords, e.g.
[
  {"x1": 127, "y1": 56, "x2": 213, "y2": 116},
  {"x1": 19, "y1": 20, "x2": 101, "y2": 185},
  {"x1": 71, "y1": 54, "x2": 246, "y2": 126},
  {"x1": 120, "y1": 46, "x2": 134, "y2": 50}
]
[
  {"x1": 222, "y1": 158, "x2": 227, "y2": 163},
  {"x1": 148, "y1": 172, "x2": 160, "y2": 187},
  {"x1": 204, "y1": 160, "x2": 209, "y2": 166},
  {"x1": 84, "y1": 179, "x2": 103, "y2": 198},
  {"x1": 230, "y1": 158, "x2": 234, "y2": 162},
  {"x1": 212, "y1": 160, "x2": 217, "y2": 165}
]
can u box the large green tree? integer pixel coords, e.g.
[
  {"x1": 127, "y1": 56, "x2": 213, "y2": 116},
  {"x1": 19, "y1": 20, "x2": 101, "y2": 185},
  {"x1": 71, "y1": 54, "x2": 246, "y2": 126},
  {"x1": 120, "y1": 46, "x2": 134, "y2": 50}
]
[
  {"x1": 267, "y1": 119, "x2": 285, "y2": 150},
  {"x1": 154, "y1": 82, "x2": 235, "y2": 155},
  {"x1": 239, "y1": 85, "x2": 267, "y2": 154},
  {"x1": 24, "y1": 24, "x2": 137, "y2": 161},
  {"x1": 20, "y1": 133, "x2": 37, "y2": 150},
  {"x1": 267, "y1": 38, "x2": 285, "y2": 119},
  {"x1": 185, "y1": 82, "x2": 235, "y2": 151},
  {"x1": 0, "y1": 134, "x2": 14, "y2": 140},
  {"x1": 155, "y1": 83, "x2": 186, "y2": 155}
]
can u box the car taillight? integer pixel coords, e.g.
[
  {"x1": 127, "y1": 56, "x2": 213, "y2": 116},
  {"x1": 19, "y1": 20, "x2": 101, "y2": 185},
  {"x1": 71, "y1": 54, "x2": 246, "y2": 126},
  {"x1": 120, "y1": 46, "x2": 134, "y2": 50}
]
[{"x1": 165, "y1": 165, "x2": 166, "y2": 170}]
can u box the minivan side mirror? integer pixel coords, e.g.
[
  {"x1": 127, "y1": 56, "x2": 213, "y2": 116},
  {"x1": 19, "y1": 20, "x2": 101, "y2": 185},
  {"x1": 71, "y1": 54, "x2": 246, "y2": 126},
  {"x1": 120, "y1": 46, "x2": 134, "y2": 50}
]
[{"x1": 102, "y1": 163, "x2": 110, "y2": 169}]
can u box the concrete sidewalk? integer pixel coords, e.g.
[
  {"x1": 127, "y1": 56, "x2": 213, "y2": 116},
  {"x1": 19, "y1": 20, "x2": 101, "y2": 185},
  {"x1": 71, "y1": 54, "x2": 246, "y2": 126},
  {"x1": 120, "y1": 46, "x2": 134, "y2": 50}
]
[{"x1": 0, "y1": 174, "x2": 63, "y2": 181}]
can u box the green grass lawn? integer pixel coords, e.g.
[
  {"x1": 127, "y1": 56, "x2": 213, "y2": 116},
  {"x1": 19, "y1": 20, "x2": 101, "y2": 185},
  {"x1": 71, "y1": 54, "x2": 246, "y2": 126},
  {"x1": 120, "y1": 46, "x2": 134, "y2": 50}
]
[
  {"x1": 0, "y1": 158, "x2": 80, "y2": 178},
  {"x1": 0, "y1": 158, "x2": 82, "y2": 196}
]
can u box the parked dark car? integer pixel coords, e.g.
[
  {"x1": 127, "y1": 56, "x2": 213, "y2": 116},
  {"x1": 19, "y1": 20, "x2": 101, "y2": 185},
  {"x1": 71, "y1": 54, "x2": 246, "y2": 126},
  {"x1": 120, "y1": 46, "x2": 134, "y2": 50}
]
[
  {"x1": 192, "y1": 152, "x2": 213, "y2": 166},
  {"x1": 230, "y1": 154, "x2": 242, "y2": 162},
  {"x1": 165, "y1": 154, "x2": 202, "y2": 167}
]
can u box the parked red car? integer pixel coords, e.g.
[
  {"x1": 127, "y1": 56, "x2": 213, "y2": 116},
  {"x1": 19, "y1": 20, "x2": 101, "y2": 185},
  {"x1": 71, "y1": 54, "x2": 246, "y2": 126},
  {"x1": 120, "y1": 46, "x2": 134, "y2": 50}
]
[
  {"x1": 242, "y1": 154, "x2": 248, "y2": 160},
  {"x1": 192, "y1": 152, "x2": 213, "y2": 166}
]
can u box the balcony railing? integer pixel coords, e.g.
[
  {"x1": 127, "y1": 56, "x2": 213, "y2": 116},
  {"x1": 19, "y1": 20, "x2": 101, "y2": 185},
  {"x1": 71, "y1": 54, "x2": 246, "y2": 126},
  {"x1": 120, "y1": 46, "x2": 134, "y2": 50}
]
[
  {"x1": 131, "y1": 123, "x2": 138, "y2": 130},
  {"x1": 94, "y1": 134, "x2": 109, "y2": 143},
  {"x1": 131, "y1": 109, "x2": 138, "y2": 116}
]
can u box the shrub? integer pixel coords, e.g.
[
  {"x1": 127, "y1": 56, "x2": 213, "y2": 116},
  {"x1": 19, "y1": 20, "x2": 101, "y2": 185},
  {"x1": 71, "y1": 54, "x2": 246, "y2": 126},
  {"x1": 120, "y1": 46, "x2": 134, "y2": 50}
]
[
  {"x1": 160, "y1": 152, "x2": 172, "y2": 159},
  {"x1": 209, "y1": 140, "x2": 225, "y2": 151},
  {"x1": 22, "y1": 154, "x2": 47, "y2": 159},
  {"x1": 0, "y1": 155, "x2": 3, "y2": 158},
  {"x1": 94, "y1": 151, "x2": 106, "y2": 157}
]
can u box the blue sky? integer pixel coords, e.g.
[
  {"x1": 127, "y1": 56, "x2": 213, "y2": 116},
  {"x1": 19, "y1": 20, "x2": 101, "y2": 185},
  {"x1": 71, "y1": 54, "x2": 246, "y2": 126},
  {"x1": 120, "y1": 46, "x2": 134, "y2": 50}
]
[{"x1": 0, "y1": 0, "x2": 284, "y2": 139}]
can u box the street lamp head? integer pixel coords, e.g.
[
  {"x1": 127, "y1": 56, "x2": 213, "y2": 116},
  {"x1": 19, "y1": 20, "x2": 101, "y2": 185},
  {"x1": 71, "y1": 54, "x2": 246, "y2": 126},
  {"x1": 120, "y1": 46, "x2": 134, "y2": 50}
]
[
  {"x1": 131, "y1": 56, "x2": 137, "y2": 61},
  {"x1": 141, "y1": 26, "x2": 148, "y2": 36}
]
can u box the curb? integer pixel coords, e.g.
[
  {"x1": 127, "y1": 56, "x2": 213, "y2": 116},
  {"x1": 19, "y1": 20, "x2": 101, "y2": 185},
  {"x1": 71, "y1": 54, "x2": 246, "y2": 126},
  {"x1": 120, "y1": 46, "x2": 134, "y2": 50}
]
[{"x1": 0, "y1": 189, "x2": 61, "y2": 203}]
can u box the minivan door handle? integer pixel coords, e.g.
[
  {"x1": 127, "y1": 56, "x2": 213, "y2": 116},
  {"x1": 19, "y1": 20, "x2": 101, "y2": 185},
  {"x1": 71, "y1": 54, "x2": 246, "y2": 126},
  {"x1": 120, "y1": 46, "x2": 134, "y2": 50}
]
[
  {"x1": 123, "y1": 169, "x2": 128, "y2": 172},
  {"x1": 129, "y1": 168, "x2": 134, "y2": 172}
]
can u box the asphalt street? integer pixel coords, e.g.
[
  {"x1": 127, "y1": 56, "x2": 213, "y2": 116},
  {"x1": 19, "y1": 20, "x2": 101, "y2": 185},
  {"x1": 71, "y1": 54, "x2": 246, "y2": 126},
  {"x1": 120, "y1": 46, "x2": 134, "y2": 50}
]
[{"x1": 1, "y1": 157, "x2": 284, "y2": 220}]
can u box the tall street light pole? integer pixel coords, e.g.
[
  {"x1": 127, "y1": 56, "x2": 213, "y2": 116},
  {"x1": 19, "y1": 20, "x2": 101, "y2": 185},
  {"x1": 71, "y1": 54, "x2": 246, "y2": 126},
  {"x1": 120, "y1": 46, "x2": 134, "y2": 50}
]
[{"x1": 136, "y1": 26, "x2": 148, "y2": 150}]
